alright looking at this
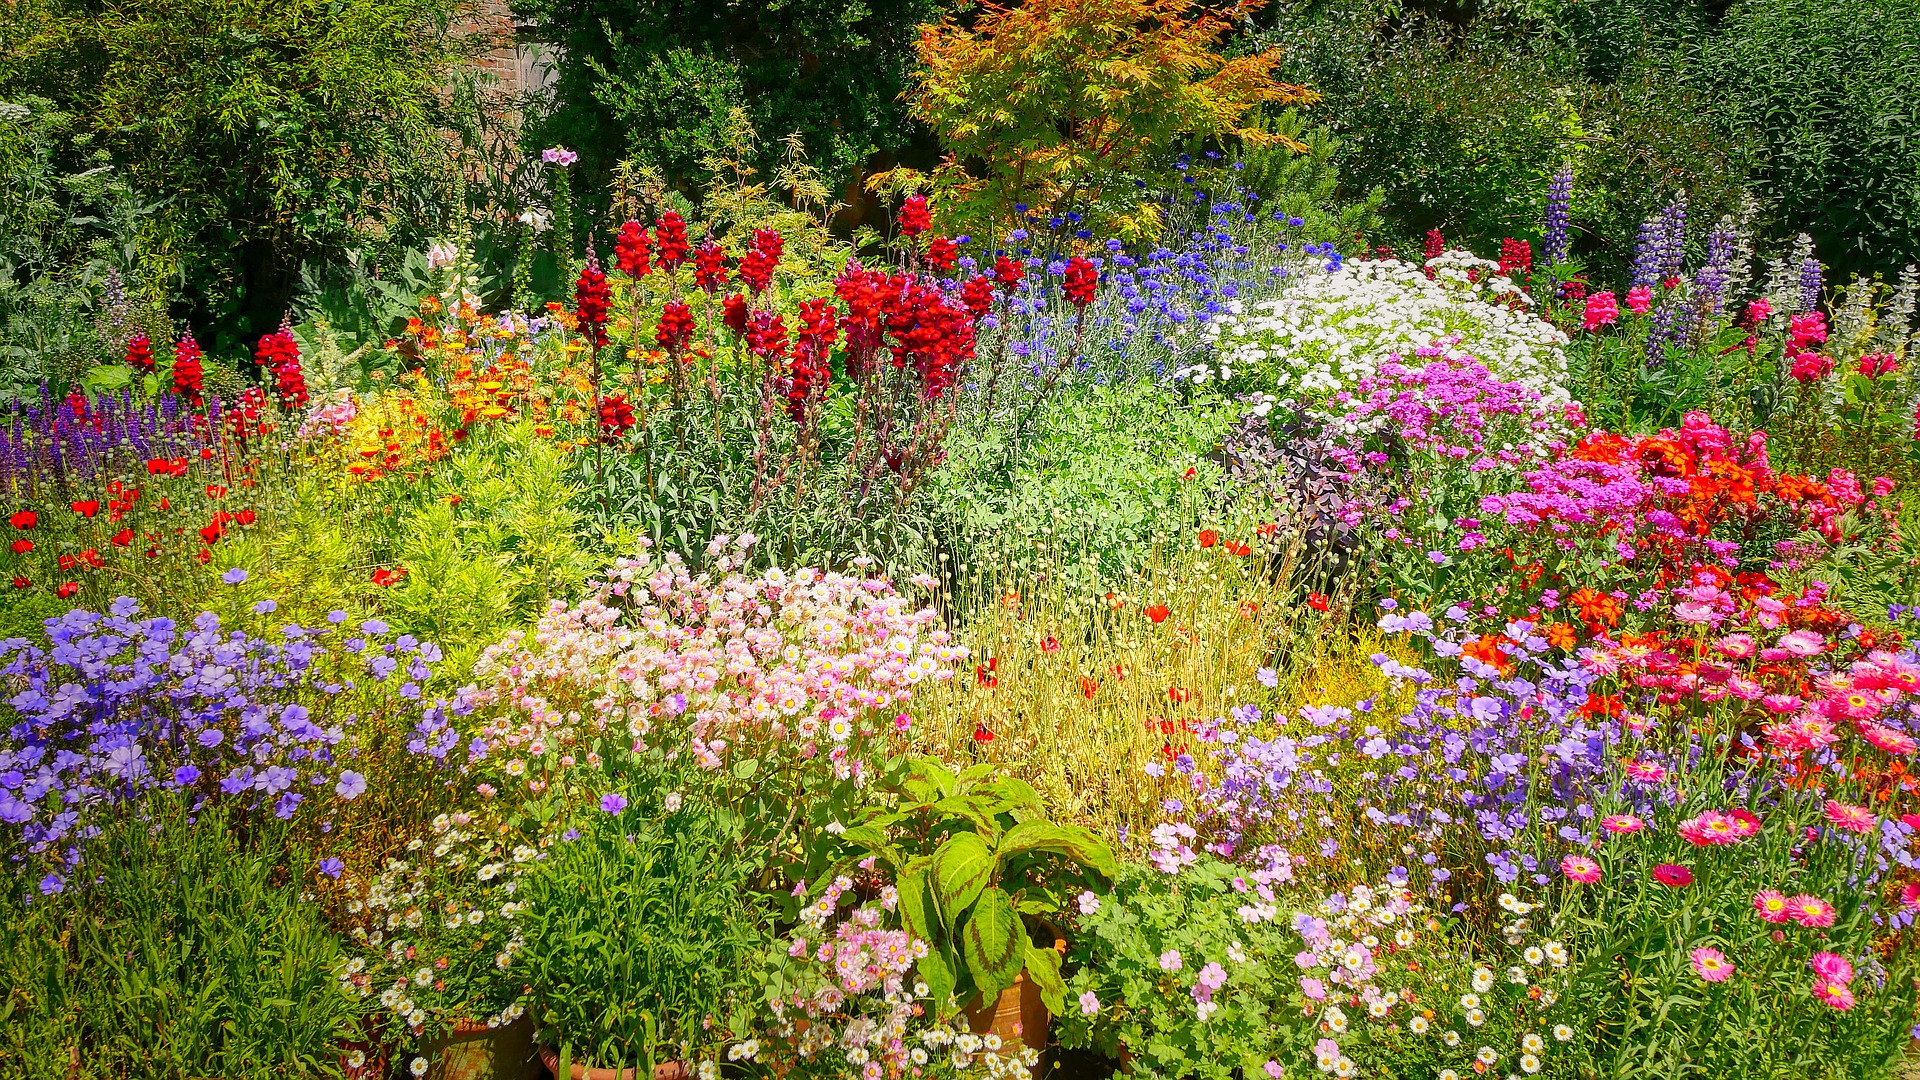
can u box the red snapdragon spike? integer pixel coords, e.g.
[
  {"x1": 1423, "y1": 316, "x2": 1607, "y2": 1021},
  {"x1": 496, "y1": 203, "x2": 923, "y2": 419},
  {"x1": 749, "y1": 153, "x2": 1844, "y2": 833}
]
[
  {"x1": 1499, "y1": 237, "x2": 1532, "y2": 277},
  {"x1": 898, "y1": 194, "x2": 931, "y2": 236},
  {"x1": 653, "y1": 211, "x2": 691, "y2": 269},
  {"x1": 721, "y1": 294, "x2": 749, "y2": 338},
  {"x1": 654, "y1": 301, "x2": 696, "y2": 352},
  {"x1": 171, "y1": 333, "x2": 204, "y2": 403},
  {"x1": 615, "y1": 220, "x2": 652, "y2": 278},
  {"x1": 739, "y1": 247, "x2": 777, "y2": 295},
  {"x1": 924, "y1": 236, "x2": 958, "y2": 274},
  {"x1": 125, "y1": 331, "x2": 154, "y2": 373},
  {"x1": 751, "y1": 228, "x2": 783, "y2": 260},
  {"x1": 745, "y1": 311, "x2": 788, "y2": 361},
  {"x1": 1062, "y1": 256, "x2": 1098, "y2": 308},
  {"x1": 993, "y1": 256, "x2": 1024, "y2": 293},
  {"x1": 573, "y1": 255, "x2": 611, "y2": 347},
  {"x1": 597, "y1": 394, "x2": 635, "y2": 443},
  {"x1": 785, "y1": 298, "x2": 838, "y2": 423},
  {"x1": 960, "y1": 276, "x2": 994, "y2": 319},
  {"x1": 257, "y1": 320, "x2": 308, "y2": 410},
  {"x1": 693, "y1": 242, "x2": 729, "y2": 293}
]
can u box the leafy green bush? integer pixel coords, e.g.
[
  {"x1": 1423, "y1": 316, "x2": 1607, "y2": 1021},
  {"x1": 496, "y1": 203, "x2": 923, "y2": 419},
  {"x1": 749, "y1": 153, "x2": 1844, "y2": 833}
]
[
  {"x1": 0, "y1": 802, "x2": 358, "y2": 1079},
  {"x1": 519, "y1": 765, "x2": 767, "y2": 1072}
]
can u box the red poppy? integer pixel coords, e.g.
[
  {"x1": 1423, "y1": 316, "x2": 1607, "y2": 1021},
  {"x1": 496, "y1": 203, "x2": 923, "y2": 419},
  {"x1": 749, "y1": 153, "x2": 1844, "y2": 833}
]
[
  {"x1": 233, "y1": 510, "x2": 256, "y2": 526},
  {"x1": 1307, "y1": 593, "x2": 1330, "y2": 612},
  {"x1": 56, "y1": 581, "x2": 79, "y2": 599},
  {"x1": 57, "y1": 555, "x2": 76, "y2": 572},
  {"x1": 1255, "y1": 522, "x2": 1279, "y2": 537},
  {"x1": 1167, "y1": 686, "x2": 1192, "y2": 704},
  {"x1": 1226, "y1": 540, "x2": 1251, "y2": 557},
  {"x1": 1144, "y1": 604, "x2": 1171, "y2": 624},
  {"x1": 9, "y1": 539, "x2": 31, "y2": 555},
  {"x1": 1078, "y1": 676, "x2": 1099, "y2": 699},
  {"x1": 71, "y1": 501, "x2": 99, "y2": 518},
  {"x1": 8, "y1": 511, "x2": 34, "y2": 530},
  {"x1": 110, "y1": 529, "x2": 133, "y2": 547},
  {"x1": 1198, "y1": 529, "x2": 1218, "y2": 549},
  {"x1": 1040, "y1": 636, "x2": 1061, "y2": 652},
  {"x1": 199, "y1": 523, "x2": 224, "y2": 545},
  {"x1": 972, "y1": 722, "x2": 995, "y2": 743},
  {"x1": 9, "y1": 576, "x2": 27, "y2": 589},
  {"x1": 79, "y1": 549, "x2": 102, "y2": 569},
  {"x1": 1110, "y1": 664, "x2": 1129, "y2": 680},
  {"x1": 194, "y1": 548, "x2": 211, "y2": 564},
  {"x1": 205, "y1": 485, "x2": 227, "y2": 499},
  {"x1": 975, "y1": 658, "x2": 999, "y2": 688},
  {"x1": 371, "y1": 566, "x2": 409, "y2": 587}
]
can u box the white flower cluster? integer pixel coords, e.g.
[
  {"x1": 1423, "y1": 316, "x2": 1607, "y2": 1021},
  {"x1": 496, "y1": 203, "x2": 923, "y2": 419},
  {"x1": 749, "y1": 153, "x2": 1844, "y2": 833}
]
[{"x1": 1192, "y1": 252, "x2": 1571, "y2": 405}]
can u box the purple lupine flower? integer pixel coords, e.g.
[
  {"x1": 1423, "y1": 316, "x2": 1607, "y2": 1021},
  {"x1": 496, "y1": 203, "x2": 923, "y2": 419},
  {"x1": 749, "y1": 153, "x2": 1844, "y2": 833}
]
[
  {"x1": 1692, "y1": 227, "x2": 1736, "y2": 321},
  {"x1": 1658, "y1": 195, "x2": 1688, "y2": 280},
  {"x1": 1798, "y1": 256, "x2": 1824, "y2": 313},
  {"x1": 1541, "y1": 166, "x2": 1573, "y2": 266},
  {"x1": 1630, "y1": 213, "x2": 1666, "y2": 289}
]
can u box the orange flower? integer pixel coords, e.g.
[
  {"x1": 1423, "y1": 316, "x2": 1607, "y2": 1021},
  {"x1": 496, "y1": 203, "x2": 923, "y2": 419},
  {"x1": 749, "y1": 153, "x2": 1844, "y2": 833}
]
[
  {"x1": 1197, "y1": 529, "x2": 1218, "y2": 549},
  {"x1": 1144, "y1": 604, "x2": 1170, "y2": 624},
  {"x1": 1544, "y1": 622, "x2": 1578, "y2": 649}
]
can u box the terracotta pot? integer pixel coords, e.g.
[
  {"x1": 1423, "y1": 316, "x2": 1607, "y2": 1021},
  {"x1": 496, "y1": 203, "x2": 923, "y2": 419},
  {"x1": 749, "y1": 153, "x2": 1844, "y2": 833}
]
[
  {"x1": 430, "y1": 1015, "x2": 538, "y2": 1080},
  {"x1": 963, "y1": 933, "x2": 1068, "y2": 1053},
  {"x1": 537, "y1": 1045, "x2": 689, "y2": 1080}
]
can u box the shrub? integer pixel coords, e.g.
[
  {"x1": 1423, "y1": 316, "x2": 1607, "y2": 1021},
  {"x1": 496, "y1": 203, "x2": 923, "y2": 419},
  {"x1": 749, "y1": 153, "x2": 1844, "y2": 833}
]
[{"x1": 0, "y1": 801, "x2": 358, "y2": 1079}]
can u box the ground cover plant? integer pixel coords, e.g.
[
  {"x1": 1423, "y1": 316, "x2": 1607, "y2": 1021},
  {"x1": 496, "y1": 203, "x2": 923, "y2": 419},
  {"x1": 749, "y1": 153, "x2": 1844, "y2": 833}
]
[{"x1": 4, "y1": 2, "x2": 1920, "y2": 1077}]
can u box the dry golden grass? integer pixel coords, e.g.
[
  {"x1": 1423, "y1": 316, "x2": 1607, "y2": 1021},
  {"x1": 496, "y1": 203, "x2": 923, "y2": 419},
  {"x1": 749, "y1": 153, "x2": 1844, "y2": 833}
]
[{"x1": 913, "y1": 527, "x2": 1396, "y2": 847}]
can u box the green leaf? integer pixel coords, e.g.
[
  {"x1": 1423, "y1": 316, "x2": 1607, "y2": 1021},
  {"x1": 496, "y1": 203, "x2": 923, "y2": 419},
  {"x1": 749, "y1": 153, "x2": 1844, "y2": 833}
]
[
  {"x1": 897, "y1": 867, "x2": 936, "y2": 947},
  {"x1": 731, "y1": 757, "x2": 759, "y2": 780},
  {"x1": 918, "y1": 950, "x2": 957, "y2": 1017},
  {"x1": 931, "y1": 831, "x2": 997, "y2": 926},
  {"x1": 931, "y1": 794, "x2": 1002, "y2": 840},
  {"x1": 997, "y1": 821, "x2": 1118, "y2": 880},
  {"x1": 1023, "y1": 942, "x2": 1066, "y2": 1016},
  {"x1": 961, "y1": 887, "x2": 1024, "y2": 1002}
]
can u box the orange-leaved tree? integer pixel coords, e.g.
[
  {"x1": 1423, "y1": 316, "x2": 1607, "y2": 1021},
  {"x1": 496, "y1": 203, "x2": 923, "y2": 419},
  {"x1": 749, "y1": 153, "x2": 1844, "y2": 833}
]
[{"x1": 889, "y1": 0, "x2": 1317, "y2": 241}]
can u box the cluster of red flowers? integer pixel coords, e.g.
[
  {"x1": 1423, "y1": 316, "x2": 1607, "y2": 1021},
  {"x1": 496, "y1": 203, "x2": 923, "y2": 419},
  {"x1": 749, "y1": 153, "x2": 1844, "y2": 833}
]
[
  {"x1": 573, "y1": 255, "x2": 611, "y2": 347},
  {"x1": 993, "y1": 256, "x2": 1024, "y2": 293},
  {"x1": 171, "y1": 333, "x2": 204, "y2": 403},
  {"x1": 924, "y1": 236, "x2": 957, "y2": 274},
  {"x1": 1498, "y1": 237, "x2": 1532, "y2": 278},
  {"x1": 615, "y1": 219, "x2": 652, "y2": 278},
  {"x1": 597, "y1": 394, "x2": 635, "y2": 442},
  {"x1": 655, "y1": 300, "x2": 695, "y2": 353},
  {"x1": 654, "y1": 211, "x2": 691, "y2": 270},
  {"x1": 694, "y1": 241, "x2": 728, "y2": 293},
  {"x1": 1062, "y1": 256, "x2": 1099, "y2": 309},
  {"x1": 722, "y1": 293, "x2": 750, "y2": 337},
  {"x1": 883, "y1": 277, "x2": 975, "y2": 398},
  {"x1": 739, "y1": 229, "x2": 782, "y2": 295},
  {"x1": 255, "y1": 323, "x2": 307, "y2": 410},
  {"x1": 744, "y1": 310, "x2": 789, "y2": 361},
  {"x1": 897, "y1": 194, "x2": 931, "y2": 237},
  {"x1": 1787, "y1": 312, "x2": 1832, "y2": 383},
  {"x1": 125, "y1": 331, "x2": 154, "y2": 374},
  {"x1": 786, "y1": 299, "x2": 838, "y2": 422}
]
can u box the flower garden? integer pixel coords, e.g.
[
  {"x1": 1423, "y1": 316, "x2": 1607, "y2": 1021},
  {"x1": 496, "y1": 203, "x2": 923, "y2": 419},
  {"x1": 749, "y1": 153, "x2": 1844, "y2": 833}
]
[{"x1": 6, "y1": 1, "x2": 1920, "y2": 1078}]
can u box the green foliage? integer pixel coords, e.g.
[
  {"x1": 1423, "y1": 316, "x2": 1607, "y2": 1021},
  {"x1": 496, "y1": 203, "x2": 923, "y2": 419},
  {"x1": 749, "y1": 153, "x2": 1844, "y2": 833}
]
[
  {"x1": 0, "y1": 0, "x2": 487, "y2": 357},
  {"x1": 839, "y1": 758, "x2": 1115, "y2": 1018},
  {"x1": 1254, "y1": 8, "x2": 1748, "y2": 275},
  {"x1": 1687, "y1": 0, "x2": 1920, "y2": 278},
  {"x1": 0, "y1": 801, "x2": 358, "y2": 1079},
  {"x1": 1055, "y1": 858, "x2": 1305, "y2": 1079},
  {"x1": 514, "y1": 0, "x2": 943, "y2": 205},
  {"x1": 519, "y1": 765, "x2": 767, "y2": 1071},
  {"x1": 0, "y1": 98, "x2": 167, "y2": 399}
]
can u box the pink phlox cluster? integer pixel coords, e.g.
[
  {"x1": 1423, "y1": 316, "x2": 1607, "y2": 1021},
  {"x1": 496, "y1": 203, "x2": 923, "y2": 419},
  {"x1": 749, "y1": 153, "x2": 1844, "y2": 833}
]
[{"x1": 467, "y1": 549, "x2": 965, "y2": 786}]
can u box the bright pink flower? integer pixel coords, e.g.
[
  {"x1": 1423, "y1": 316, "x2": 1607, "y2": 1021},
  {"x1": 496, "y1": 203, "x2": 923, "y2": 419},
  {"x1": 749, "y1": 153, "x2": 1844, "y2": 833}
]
[
  {"x1": 1788, "y1": 894, "x2": 1836, "y2": 928},
  {"x1": 1812, "y1": 980, "x2": 1855, "y2": 1010},
  {"x1": 1582, "y1": 291, "x2": 1620, "y2": 331},
  {"x1": 1625, "y1": 285, "x2": 1652, "y2": 313},
  {"x1": 1689, "y1": 947, "x2": 1734, "y2": 983},
  {"x1": 1753, "y1": 890, "x2": 1793, "y2": 924},
  {"x1": 1857, "y1": 721, "x2": 1919, "y2": 756},
  {"x1": 1779, "y1": 630, "x2": 1828, "y2": 657},
  {"x1": 1652, "y1": 863, "x2": 1694, "y2": 887},
  {"x1": 1714, "y1": 633, "x2": 1756, "y2": 659},
  {"x1": 1823, "y1": 800, "x2": 1875, "y2": 834},
  {"x1": 1810, "y1": 952, "x2": 1854, "y2": 984},
  {"x1": 1601, "y1": 814, "x2": 1647, "y2": 834},
  {"x1": 1624, "y1": 760, "x2": 1669, "y2": 784},
  {"x1": 1900, "y1": 883, "x2": 1920, "y2": 912},
  {"x1": 1561, "y1": 854, "x2": 1602, "y2": 883}
]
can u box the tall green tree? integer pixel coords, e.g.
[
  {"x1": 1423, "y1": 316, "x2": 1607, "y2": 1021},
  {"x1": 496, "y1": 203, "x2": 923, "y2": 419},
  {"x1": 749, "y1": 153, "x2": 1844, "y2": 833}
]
[
  {"x1": 0, "y1": 0, "x2": 488, "y2": 358},
  {"x1": 514, "y1": 0, "x2": 948, "y2": 213}
]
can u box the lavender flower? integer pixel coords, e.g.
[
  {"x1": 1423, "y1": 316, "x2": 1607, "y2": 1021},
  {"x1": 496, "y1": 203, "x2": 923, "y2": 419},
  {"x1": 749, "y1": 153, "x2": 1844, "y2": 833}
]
[
  {"x1": 1799, "y1": 256, "x2": 1825, "y2": 313},
  {"x1": 1541, "y1": 167, "x2": 1572, "y2": 267}
]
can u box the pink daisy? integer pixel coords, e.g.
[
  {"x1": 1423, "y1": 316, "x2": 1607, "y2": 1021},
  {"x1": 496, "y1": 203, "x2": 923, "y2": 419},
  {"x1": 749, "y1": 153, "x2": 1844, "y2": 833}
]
[
  {"x1": 1811, "y1": 979, "x2": 1855, "y2": 1010},
  {"x1": 1857, "y1": 721, "x2": 1919, "y2": 756},
  {"x1": 1809, "y1": 952, "x2": 1854, "y2": 984},
  {"x1": 1823, "y1": 800, "x2": 1876, "y2": 834},
  {"x1": 1753, "y1": 889, "x2": 1793, "y2": 924},
  {"x1": 1901, "y1": 882, "x2": 1920, "y2": 912},
  {"x1": 1689, "y1": 946, "x2": 1734, "y2": 983},
  {"x1": 1788, "y1": 894, "x2": 1837, "y2": 928},
  {"x1": 1561, "y1": 854, "x2": 1602, "y2": 884},
  {"x1": 1601, "y1": 814, "x2": 1647, "y2": 834},
  {"x1": 1652, "y1": 863, "x2": 1694, "y2": 887},
  {"x1": 1624, "y1": 760, "x2": 1669, "y2": 783}
]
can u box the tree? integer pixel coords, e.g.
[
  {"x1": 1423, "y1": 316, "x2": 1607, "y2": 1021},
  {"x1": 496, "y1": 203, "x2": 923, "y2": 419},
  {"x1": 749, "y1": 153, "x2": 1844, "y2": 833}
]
[
  {"x1": 0, "y1": 0, "x2": 489, "y2": 357},
  {"x1": 898, "y1": 0, "x2": 1317, "y2": 239}
]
